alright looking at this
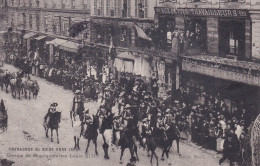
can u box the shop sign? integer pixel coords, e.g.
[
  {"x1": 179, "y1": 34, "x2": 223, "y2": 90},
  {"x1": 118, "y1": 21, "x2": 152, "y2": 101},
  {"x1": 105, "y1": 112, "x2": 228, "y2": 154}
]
[
  {"x1": 154, "y1": 7, "x2": 249, "y2": 18},
  {"x1": 182, "y1": 61, "x2": 260, "y2": 87}
]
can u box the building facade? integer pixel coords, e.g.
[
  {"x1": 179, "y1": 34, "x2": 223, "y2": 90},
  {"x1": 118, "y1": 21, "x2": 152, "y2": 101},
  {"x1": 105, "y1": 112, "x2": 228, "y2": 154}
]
[
  {"x1": 87, "y1": 0, "x2": 176, "y2": 99},
  {"x1": 155, "y1": 0, "x2": 260, "y2": 114},
  {"x1": 6, "y1": 0, "x2": 91, "y2": 65}
]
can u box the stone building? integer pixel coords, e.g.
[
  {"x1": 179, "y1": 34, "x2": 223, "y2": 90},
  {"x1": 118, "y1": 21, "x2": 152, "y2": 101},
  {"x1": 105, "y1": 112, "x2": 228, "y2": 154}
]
[
  {"x1": 155, "y1": 0, "x2": 260, "y2": 115},
  {"x1": 6, "y1": 0, "x2": 91, "y2": 65},
  {"x1": 87, "y1": 0, "x2": 175, "y2": 99}
]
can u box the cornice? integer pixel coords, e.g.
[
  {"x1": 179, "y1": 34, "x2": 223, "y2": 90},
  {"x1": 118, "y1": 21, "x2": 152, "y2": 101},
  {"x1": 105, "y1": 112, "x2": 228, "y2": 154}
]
[{"x1": 7, "y1": 6, "x2": 90, "y2": 14}]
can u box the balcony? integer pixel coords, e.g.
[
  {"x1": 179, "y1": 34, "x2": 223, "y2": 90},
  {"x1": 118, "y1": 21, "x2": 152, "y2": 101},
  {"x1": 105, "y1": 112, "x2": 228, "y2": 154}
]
[{"x1": 182, "y1": 55, "x2": 260, "y2": 87}]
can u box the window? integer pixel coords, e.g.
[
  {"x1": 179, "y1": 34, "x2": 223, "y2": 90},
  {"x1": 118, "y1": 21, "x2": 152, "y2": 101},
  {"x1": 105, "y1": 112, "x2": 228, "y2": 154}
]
[
  {"x1": 36, "y1": 0, "x2": 39, "y2": 7},
  {"x1": 72, "y1": 0, "x2": 76, "y2": 8},
  {"x1": 135, "y1": 0, "x2": 147, "y2": 18},
  {"x1": 96, "y1": 0, "x2": 104, "y2": 16},
  {"x1": 122, "y1": 0, "x2": 127, "y2": 17},
  {"x1": 185, "y1": 17, "x2": 207, "y2": 54},
  {"x1": 108, "y1": 0, "x2": 115, "y2": 16},
  {"x1": 36, "y1": 14, "x2": 40, "y2": 31},
  {"x1": 29, "y1": 14, "x2": 32, "y2": 29},
  {"x1": 219, "y1": 19, "x2": 245, "y2": 58},
  {"x1": 23, "y1": 13, "x2": 26, "y2": 29}
]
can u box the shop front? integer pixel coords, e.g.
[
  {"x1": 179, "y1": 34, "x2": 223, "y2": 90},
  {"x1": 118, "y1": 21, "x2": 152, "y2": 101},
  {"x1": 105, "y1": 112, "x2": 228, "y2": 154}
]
[
  {"x1": 23, "y1": 32, "x2": 38, "y2": 52},
  {"x1": 154, "y1": 7, "x2": 251, "y2": 58}
]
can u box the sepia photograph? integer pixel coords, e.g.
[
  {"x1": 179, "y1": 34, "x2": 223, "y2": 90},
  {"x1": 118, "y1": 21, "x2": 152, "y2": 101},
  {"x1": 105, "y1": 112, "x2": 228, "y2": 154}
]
[{"x1": 0, "y1": 0, "x2": 260, "y2": 166}]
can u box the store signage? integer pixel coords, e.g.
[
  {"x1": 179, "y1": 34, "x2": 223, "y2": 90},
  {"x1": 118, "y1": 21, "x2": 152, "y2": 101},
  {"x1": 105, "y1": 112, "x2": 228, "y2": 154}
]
[
  {"x1": 182, "y1": 61, "x2": 260, "y2": 87},
  {"x1": 155, "y1": 7, "x2": 249, "y2": 18}
]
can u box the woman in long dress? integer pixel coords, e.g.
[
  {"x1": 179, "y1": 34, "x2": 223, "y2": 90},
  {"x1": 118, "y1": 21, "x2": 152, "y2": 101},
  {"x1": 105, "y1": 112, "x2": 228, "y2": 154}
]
[{"x1": 171, "y1": 30, "x2": 179, "y2": 54}]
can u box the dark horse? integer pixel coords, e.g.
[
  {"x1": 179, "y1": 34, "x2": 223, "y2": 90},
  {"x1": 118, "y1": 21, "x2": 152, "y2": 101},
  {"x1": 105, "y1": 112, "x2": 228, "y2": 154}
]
[
  {"x1": 1, "y1": 73, "x2": 11, "y2": 93},
  {"x1": 84, "y1": 115, "x2": 99, "y2": 155},
  {"x1": 145, "y1": 125, "x2": 181, "y2": 166},
  {"x1": 119, "y1": 126, "x2": 140, "y2": 164},
  {"x1": 43, "y1": 112, "x2": 61, "y2": 144}
]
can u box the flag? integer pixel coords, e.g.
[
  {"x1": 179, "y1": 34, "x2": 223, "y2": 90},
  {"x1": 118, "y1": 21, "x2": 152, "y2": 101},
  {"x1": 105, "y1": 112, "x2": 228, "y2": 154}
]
[
  {"x1": 134, "y1": 24, "x2": 152, "y2": 41},
  {"x1": 109, "y1": 36, "x2": 113, "y2": 53}
]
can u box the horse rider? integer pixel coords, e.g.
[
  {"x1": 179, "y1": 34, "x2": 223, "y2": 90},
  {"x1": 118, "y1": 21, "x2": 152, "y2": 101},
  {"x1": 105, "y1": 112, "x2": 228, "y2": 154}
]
[
  {"x1": 164, "y1": 108, "x2": 175, "y2": 127},
  {"x1": 44, "y1": 103, "x2": 59, "y2": 126},
  {"x1": 96, "y1": 105, "x2": 107, "y2": 128},
  {"x1": 141, "y1": 118, "x2": 152, "y2": 145},
  {"x1": 72, "y1": 89, "x2": 82, "y2": 114},
  {"x1": 113, "y1": 115, "x2": 123, "y2": 147},
  {"x1": 82, "y1": 109, "x2": 92, "y2": 137},
  {"x1": 122, "y1": 104, "x2": 133, "y2": 127},
  {"x1": 156, "y1": 112, "x2": 168, "y2": 141}
]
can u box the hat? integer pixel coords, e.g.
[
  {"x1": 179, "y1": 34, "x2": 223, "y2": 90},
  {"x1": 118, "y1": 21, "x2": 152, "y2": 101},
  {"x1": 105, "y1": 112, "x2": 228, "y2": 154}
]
[
  {"x1": 166, "y1": 109, "x2": 171, "y2": 113},
  {"x1": 142, "y1": 118, "x2": 148, "y2": 122},
  {"x1": 51, "y1": 103, "x2": 58, "y2": 107},
  {"x1": 174, "y1": 100, "x2": 180, "y2": 104},
  {"x1": 75, "y1": 90, "x2": 81, "y2": 94},
  {"x1": 125, "y1": 104, "x2": 131, "y2": 109}
]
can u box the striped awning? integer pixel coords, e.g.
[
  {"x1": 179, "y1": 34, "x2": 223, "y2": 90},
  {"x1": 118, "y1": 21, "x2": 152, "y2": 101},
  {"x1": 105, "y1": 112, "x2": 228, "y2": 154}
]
[
  {"x1": 45, "y1": 38, "x2": 67, "y2": 47},
  {"x1": 59, "y1": 41, "x2": 80, "y2": 53},
  {"x1": 35, "y1": 35, "x2": 47, "y2": 40},
  {"x1": 23, "y1": 32, "x2": 37, "y2": 39}
]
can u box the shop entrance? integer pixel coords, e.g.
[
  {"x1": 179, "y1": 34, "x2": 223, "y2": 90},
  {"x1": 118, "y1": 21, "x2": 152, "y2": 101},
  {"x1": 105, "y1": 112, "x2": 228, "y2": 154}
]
[{"x1": 219, "y1": 19, "x2": 245, "y2": 59}]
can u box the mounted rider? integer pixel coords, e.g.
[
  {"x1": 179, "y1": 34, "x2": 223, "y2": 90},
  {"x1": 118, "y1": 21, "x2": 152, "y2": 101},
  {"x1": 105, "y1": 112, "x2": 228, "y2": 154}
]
[
  {"x1": 156, "y1": 112, "x2": 168, "y2": 141},
  {"x1": 164, "y1": 108, "x2": 175, "y2": 126},
  {"x1": 72, "y1": 89, "x2": 82, "y2": 115},
  {"x1": 113, "y1": 115, "x2": 123, "y2": 147},
  {"x1": 82, "y1": 109, "x2": 92, "y2": 138},
  {"x1": 44, "y1": 103, "x2": 60, "y2": 127}
]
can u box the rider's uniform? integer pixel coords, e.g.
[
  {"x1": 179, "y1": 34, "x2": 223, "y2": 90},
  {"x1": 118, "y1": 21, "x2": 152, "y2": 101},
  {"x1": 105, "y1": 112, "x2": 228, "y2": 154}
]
[
  {"x1": 113, "y1": 118, "x2": 123, "y2": 143},
  {"x1": 164, "y1": 112, "x2": 175, "y2": 126},
  {"x1": 72, "y1": 94, "x2": 81, "y2": 113}
]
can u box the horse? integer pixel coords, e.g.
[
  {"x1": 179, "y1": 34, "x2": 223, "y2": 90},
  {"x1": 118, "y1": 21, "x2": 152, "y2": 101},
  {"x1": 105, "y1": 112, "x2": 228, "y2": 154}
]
[
  {"x1": 43, "y1": 111, "x2": 61, "y2": 144},
  {"x1": 143, "y1": 124, "x2": 181, "y2": 166},
  {"x1": 99, "y1": 112, "x2": 114, "y2": 160},
  {"x1": 10, "y1": 77, "x2": 23, "y2": 99},
  {"x1": 2, "y1": 73, "x2": 11, "y2": 93},
  {"x1": 0, "y1": 100, "x2": 8, "y2": 134},
  {"x1": 118, "y1": 126, "x2": 140, "y2": 164},
  {"x1": 22, "y1": 78, "x2": 39, "y2": 99},
  {"x1": 84, "y1": 115, "x2": 99, "y2": 155}
]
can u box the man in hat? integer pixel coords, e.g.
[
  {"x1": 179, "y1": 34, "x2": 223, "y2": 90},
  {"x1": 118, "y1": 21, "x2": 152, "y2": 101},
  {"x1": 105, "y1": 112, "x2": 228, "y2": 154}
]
[
  {"x1": 122, "y1": 104, "x2": 133, "y2": 128},
  {"x1": 113, "y1": 116, "x2": 123, "y2": 147},
  {"x1": 72, "y1": 89, "x2": 82, "y2": 114},
  {"x1": 44, "y1": 103, "x2": 58, "y2": 123},
  {"x1": 164, "y1": 109, "x2": 174, "y2": 126},
  {"x1": 219, "y1": 132, "x2": 240, "y2": 165}
]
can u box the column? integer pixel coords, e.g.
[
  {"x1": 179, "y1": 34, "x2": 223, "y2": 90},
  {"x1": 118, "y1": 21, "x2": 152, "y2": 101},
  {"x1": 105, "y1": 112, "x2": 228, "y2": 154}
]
[{"x1": 250, "y1": 12, "x2": 260, "y2": 60}]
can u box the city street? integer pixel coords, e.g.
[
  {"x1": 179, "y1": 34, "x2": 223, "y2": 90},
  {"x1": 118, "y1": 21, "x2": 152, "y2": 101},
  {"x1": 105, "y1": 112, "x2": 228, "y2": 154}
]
[{"x1": 0, "y1": 64, "x2": 229, "y2": 166}]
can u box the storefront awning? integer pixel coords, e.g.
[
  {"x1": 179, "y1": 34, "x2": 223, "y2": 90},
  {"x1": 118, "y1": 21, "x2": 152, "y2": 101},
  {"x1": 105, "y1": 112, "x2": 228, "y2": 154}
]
[
  {"x1": 23, "y1": 32, "x2": 37, "y2": 39},
  {"x1": 117, "y1": 51, "x2": 136, "y2": 60},
  {"x1": 45, "y1": 38, "x2": 67, "y2": 47},
  {"x1": 35, "y1": 35, "x2": 47, "y2": 40},
  {"x1": 0, "y1": 31, "x2": 7, "y2": 35},
  {"x1": 59, "y1": 41, "x2": 80, "y2": 53}
]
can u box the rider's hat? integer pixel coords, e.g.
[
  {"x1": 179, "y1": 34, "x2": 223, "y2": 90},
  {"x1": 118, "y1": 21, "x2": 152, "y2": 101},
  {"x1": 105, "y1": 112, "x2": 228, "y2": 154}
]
[
  {"x1": 142, "y1": 118, "x2": 148, "y2": 122},
  {"x1": 75, "y1": 90, "x2": 81, "y2": 94},
  {"x1": 166, "y1": 108, "x2": 171, "y2": 113},
  {"x1": 125, "y1": 104, "x2": 131, "y2": 109}
]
